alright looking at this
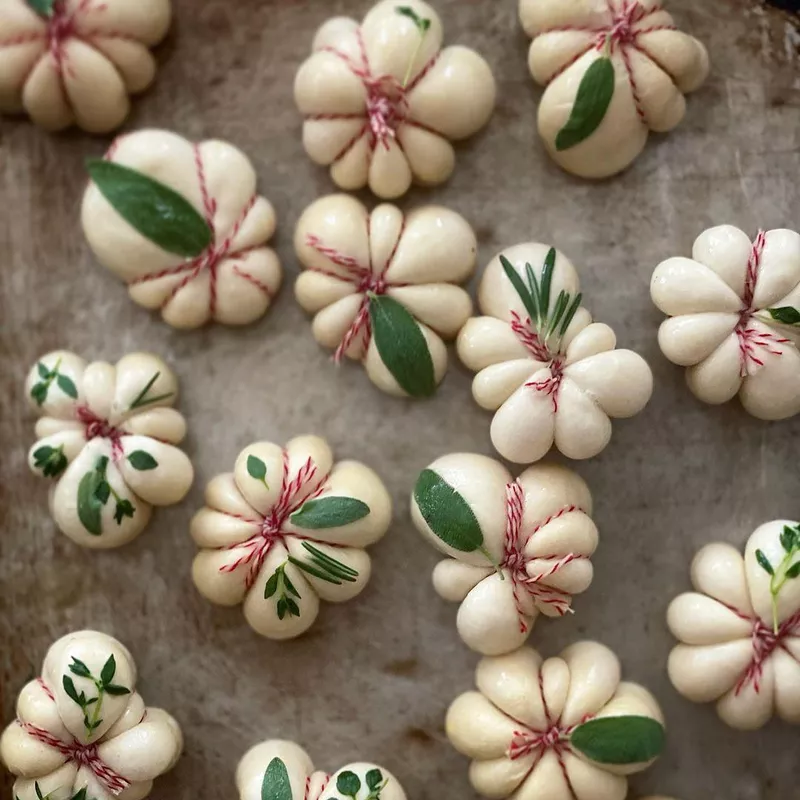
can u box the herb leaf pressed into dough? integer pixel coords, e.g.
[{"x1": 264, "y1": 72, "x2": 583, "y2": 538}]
[
  {"x1": 555, "y1": 57, "x2": 615, "y2": 152},
  {"x1": 368, "y1": 294, "x2": 436, "y2": 398},
  {"x1": 86, "y1": 159, "x2": 213, "y2": 258},
  {"x1": 261, "y1": 757, "x2": 294, "y2": 800},
  {"x1": 768, "y1": 306, "x2": 800, "y2": 326},
  {"x1": 27, "y1": 0, "x2": 55, "y2": 16},
  {"x1": 570, "y1": 716, "x2": 665, "y2": 764},
  {"x1": 413, "y1": 469, "x2": 486, "y2": 554},
  {"x1": 290, "y1": 497, "x2": 370, "y2": 529},
  {"x1": 396, "y1": 6, "x2": 431, "y2": 32}
]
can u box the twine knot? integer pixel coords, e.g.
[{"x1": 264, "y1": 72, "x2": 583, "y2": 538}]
[
  {"x1": 365, "y1": 76, "x2": 408, "y2": 146},
  {"x1": 608, "y1": 1, "x2": 647, "y2": 47}
]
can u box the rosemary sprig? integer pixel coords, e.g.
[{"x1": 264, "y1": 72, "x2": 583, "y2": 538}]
[
  {"x1": 62, "y1": 655, "x2": 130, "y2": 739},
  {"x1": 755, "y1": 524, "x2": 800, "y2": 634},
  {"x1": 396, "y1": 6, "x2": 431, "y2": 87},
  {"x1": 500, "y1": 250, "x2": 582, "y2": 356},
  {"x1": 288, "y1": 542, "x2": 358, "y2": 586},
  {"x1": 128, "y1": 372, "x2": 174, "y2": 411},
  {"x1": 264, "y1": 562, "x2": 301, "y2": 620}
]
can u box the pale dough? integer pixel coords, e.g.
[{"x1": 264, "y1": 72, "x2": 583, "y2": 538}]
[{"x1": 294, "y1": 0, "x2": 495, "y2": 198}]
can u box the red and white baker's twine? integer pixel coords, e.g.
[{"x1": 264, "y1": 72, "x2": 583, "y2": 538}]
[
  {"x1": 18, "y1": 685, "x2": 133, "y2": 796},
  {"x1": 507, "y1": 672, "x2": 593, "y2": 796},
  {"x1": 304, "y1": 773, "x2": 332, "y2": 800},
  {"x1": 717, "y1": 601, "x2": 800, "y2": 696},
  {"x1": 218, "y1": 451, "x2": 328, "y2": 590},
  {"x1": 502, "y1": 481, "x2": 587, "y2": 633},
  {"x1": 510, "y1": 312, "x2": 567, "y2": 412},
  {"x1": 735, "y1": 230, "x2": 790, "y2": 377},
  {"x1": 540, "y1": 1, "x2": 677, "y2": 122},
  {"x1": 304, "y1": 219, "x2": 407, "y2": 362},
  {"x1": 1, "y1": 1, "x2": 137, "y2": 89},
  {"x1": 76, "y1": 405, "x2": 125, "y2": 460},
  {"x1": 111, "y1": 143, "x2": 270, "y2": 317},
  {"x1": 310, "y1": 28, "x2": 441, "y2": 165}
]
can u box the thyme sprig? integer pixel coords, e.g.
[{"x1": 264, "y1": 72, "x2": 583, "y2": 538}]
[
  {"x1": 62, "y1": 655, "x2": 130, "y2": 739},
  {"x1": 77, "y1": 456, "x2": 135, "y2": 536},
  {"x1": 396, "y1": 6, "x2": 431, "y2": 87},
  {"x1": 128, "y1": 372, "x2": 174, "y2": 411},
  {"x1": 755, "y1": 524, "x2": 800, "y2": 634},
  {"x1": 33, "y1": 444, "x2": 68, "y2": 479},
  {"x1": 500, "y1": 250, "x2": 582, "y2": 358},
  {"x1": 264, "y1": 562, "x2": 301, "y2": 620},
  {"x1": 31, "y1": 358, "x2": 78, "y2": 406}
]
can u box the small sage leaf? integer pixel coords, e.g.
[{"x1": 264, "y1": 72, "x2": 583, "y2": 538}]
[
  {"x1": 127, "y1": 450, "x2": 158, "y2": 471},
  {"x1": 290, "y1": 497, "x2": 370, "y2": 529},
  {"x1": 86, "y1": 159, "x2": 212, "y2": 258},
  {"x1": 366, "y1": 769, "x2": 384, "y2": 791},
  {"x1": 261, "y1": 757, "x2": 293, "y2": 800},
  {"x1": 768, "y1": 306, "x2": 800, "y2": 326},
  {"x1": 247, "y1": 455, "x2": 268, "y2": 480},
  {"x1": 101, "y1": 655, "x2": 116, "y2": 685},
  {"x1": 414, "y1": 469, "x2": 485, "y2": 553},
  {"x1": 56, "y1": 374, "x2": 78, "y2": 399},
  {"x1": 756, "y1": 549, "x2": 775, "y2": 576},
  {"x1": 369, "y1": 294, "x2": 435, "y2": 398},
  {"x1": 570, "y1": 715, "x2": 665, "y2": 764},
  {"x1": 94, "y1": 481, "x2": 111, "y2": 505},
  {"x1": 78, "y1": 471, "x2": 105, "y2": 536},
  {"x1": 27, "y1": 0, "x2": 55, "y2": 16},
  {"x1": 555, "y1": 57, "x2": 615, "y2": 151},
  {"x1": 336, "y1": 772, "x2": 361, "y2": 798}
]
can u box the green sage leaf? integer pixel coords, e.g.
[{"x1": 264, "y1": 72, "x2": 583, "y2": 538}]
[
  {"x1": 555, "y1": 57, "x2": 615, "y2": 151},
  {"x1": 94, "y1": 481, "x2": 111, "y2": 505},
  {"x1": 127, "y1": 450, "x2": 158, "y2": 471},
  {"x1": 413, "y1": 469, "x2": 484, "y2": 553},
  {"x1": 570, "y1": 715, "x2": 665, "y2": 764},
  {"x1": 366, "y1": 769, "x2": 384, "y2": 791},
  {"x1": 27, "y1": 0, "x2": 55, "y2": 16},
  {"x1": 264, "y1": 571, "x2": 280, "y2": 599},
  {"x1": 290, "y1": 497, "x2": 370, "y2": 529},
  {"x1": 56, "y1": 374, "x2": 78, "y2": 399},
  {"x1": 77, "y1": 470, "x2": 105, "y2": 536},
  {"x1": 768, "y1": 306, "x2": 800, "y2": 326},
  {"x1": 104, "y1": 684, "x2": 131, "y2": 696},
  {"x1": 756, "y1": 549, "x2": 775, "y2": 576},
  {"x1": 247, "y1": 455, "x2": 268, "y2": 481},
  {"x1": 336, "y1": 772, "x2": 361, "y2": 798},
  {"x1": 101, "y1": 655, "x2": 116, "y2": 685},
  {"x1": 368, "y1": 294, "x2": 435, "y2": 398},
  {"x1": 37, "y1": 362, "x2": 50, "y2": 379},
  {"x1": 86, "y1": 159, "x2": 212, "y2": 258},
  {"x1": 63, "y1": 675, "x2": 82, "y2": 705},
  {"x1": 261, "y1": 758, "x2": 293, "y2": 800}
]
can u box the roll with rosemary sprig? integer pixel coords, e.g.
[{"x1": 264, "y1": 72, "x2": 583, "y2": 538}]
[
  {"x1": 190, "y1": 435, "x2": 392, "y2": 640},
  {"x1": 457, "y1": 243, "x2": 653, "y2": 464}
]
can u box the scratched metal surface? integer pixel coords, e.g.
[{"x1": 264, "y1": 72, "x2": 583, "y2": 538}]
[{"x1": 1, "y1": 1, "x2": 800, "y2": 799}]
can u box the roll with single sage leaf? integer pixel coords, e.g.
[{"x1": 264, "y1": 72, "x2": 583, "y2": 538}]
[
  {"x1": 295, "y1": 194, "x2": 476, "y2": 398},
  {"x1": 237, "y1": 740, "x2": 407, "y2": 800},
  {"x1": 0, "y1": 630, "x2": 182, "y2": 800},
  {"x1": 81, "y1": 129, "x2": 282, "y2": 329},
  {"x1": 651, "y1": 226, "x2": 800, "y2": 420},
  {"x1": 0, "y1": 0, "x2": 171, "y2": 133},
  {"x1": 411, "y1": 453, "x2": 598, "y2": 655},
  {"x1": 457, "y1": 243, "x2": 653, "y2": 464},
  {"x1": 25, "y1": 350, "x2": 193, "y2": 549},
  {"x1": 520, "y1": 0, "x2": 709, "y2": 178},
  {"x1": 191, "y1": 435, "x2": 392, "y2": 640},
  {"x1": 667, "y1": 520, "x2": 800, "y2": 730},
  {"x1": 294, "y1": 0, "x2": 495, "y2": 199},
  {"x1": 446, "y1": 642, "x2": 665, "y2": 800}
]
